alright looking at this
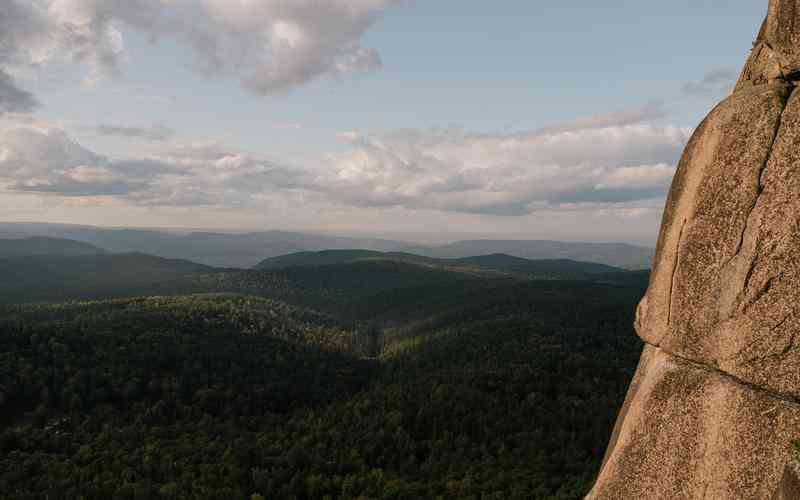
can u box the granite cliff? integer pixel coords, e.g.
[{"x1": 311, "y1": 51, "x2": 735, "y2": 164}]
[{"x1": 588, "y1": 1, "x2": 800, "y2": 498}]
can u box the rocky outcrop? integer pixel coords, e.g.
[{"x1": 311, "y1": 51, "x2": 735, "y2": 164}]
[{"x1": 588, "y1": 1, "x2": 800, "y2": 498}]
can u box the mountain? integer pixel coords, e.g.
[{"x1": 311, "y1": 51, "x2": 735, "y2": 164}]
[
  {"x1": 0, "y1": 217, "x2": 654, "y2": 498},
  {"x1": 0, "y1": 222, "x2": 654, "y2": 269},
  {"x1": 0, "y1": 253, "x2": 215, "y2": 303},
  {"x1": 220, "y1": 255, "x2": 645, "y2": 328},
  {"x1": 403, "y1": 239, "x2": 653, "y2": 270},
  {"x1": 0, "y1": 224, "x2": 412, "y2": 268},
  {"x1": 257, "y1": 249, "x2": 628, "y2": 277},
  {"x1": 256, "y1": 249, "x2": 391, "y2": 270},
  {"x1": 0, "y1": 240, "x2": 648, "y2": 313},
  {"x1": 426, "y1": 253, "x2": 627, "y2": 275},
  {"x1": 0, "y1": 237, "x2": 107, "y2": 258}
]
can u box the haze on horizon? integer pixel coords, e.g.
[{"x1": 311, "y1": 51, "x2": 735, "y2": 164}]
[{"x1": 0, "y1": 1, "x2": 766, "y2": 246}]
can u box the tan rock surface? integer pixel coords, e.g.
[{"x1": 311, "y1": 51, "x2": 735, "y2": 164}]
[
  {"x1": 640, "y1": 83, "x2": 800, "y2": 398},
  {"x1": 589, "y1": 346, "x2": 800, "y2": 500},
  {"x1": 771, "y1": 461, "x2": 800, "y2": 500},
  {"x1": 634, "y1": 82, "x2": 790, "y2": 354},
  {"x1": 739, "y1": 0, "x2": 800, "y2": 90},
  {"x1": 590, "y1": 1, "x2": 800, "y2": 497}
]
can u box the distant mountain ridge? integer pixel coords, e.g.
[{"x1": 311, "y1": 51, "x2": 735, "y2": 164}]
[
  {"x1": 0, "y1": 224, "x2": 408, "y2": 268},
  {"x1": 0, "y1": 237, "x2": 107, "y2": 258},
  {"x1": 0, "y1": 253, "x2": 215, "y2": 302},
  {"x1": 256, "y1": 249, "x2": 628, "y2": 277},
  {"x1": 402, "y1": 239, "x2": 652, "y2": 270},
  {"x1": 0, "y1": 222, "x2": 653, "y2": 269}
]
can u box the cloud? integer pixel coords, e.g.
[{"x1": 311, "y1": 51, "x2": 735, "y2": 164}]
[
  {"x1": 532, "y1": 104, "x2": 666, "y2": 135},
  {"x1": 0, "y1": 0, "x2": 53, "y2": 112},
  {"x1": 336, "y1": 130, "x2": 362, "y2": 143},
  {"x1": 128, "y1": 139, "x2": 312, "y2": 207},
  {"x1": 90, "y1": 124, "x2": 175, "y2": 141},
  {"x1": 0, "y1": 107, "x2": 691, "y2": 217},
  {"x1": 0, "y1": 0, "x2": 399, "y2": 99},
  {"x1": 0, "y1": 120, "x2": 177, "y2": 197},
  {"x1": 0, "y1": 70, "x2": 38, "y2": 115},
  {"x1": 15, "y1": 171, "x2": 147, "y2": 197},
  {"x1": 315, "y1": 114, "x2": 691, "y2": 216},
  {"x1": 0, "y1": 117, "x2": 311, "y2": 208},
  {"x1": 682, "y1": 68, "x2": 737, "y2": 97}
]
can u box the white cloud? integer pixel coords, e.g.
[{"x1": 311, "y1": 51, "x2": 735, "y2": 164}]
[
  {"x1": 316, "y1": 119, "x2": 691, "y2": 215},
  {"x1": 336, "y1": 130, "x2": 362, "y2": 143},
  {"x1": 0, "y1": 117, "x2": 310, "y2": 209},
  {"x1": 533, "y1": 104, "x2": 666, "y2": 135},
  {"x1": 90, "y1": 124, "x2": 175, "y2": 141},
  {"x1": 0, "y1": 118, "x2": 177, "y2": 196},
  {"x1": 0, "y1": 70, "x2": 38, "y2": 114},
  {"x1": 0, "y1": 121, "x2": 100, "y2": 179},
  {"x1": 0, "y1": 107, "x2": 690, "y2": 217},
  {"x1": 0, "y1": 0, "x2": 51, "y2": 113},
  {"x1": 0, "y1": 0, "x2": 398, "y2": 100}
]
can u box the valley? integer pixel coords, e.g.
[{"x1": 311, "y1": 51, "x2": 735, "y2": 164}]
[{"x1": 0, "y1": 234, "x2": 647, "y2": 499}]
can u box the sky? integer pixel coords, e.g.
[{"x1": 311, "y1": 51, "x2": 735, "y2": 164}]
[{"x1": 0, "y1": 0, "x2": 768, "y2": 245}]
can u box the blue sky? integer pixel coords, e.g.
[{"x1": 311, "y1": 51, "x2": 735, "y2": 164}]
[{"x1": 0, "y1": 1, "x2": 768, "y2": 244}]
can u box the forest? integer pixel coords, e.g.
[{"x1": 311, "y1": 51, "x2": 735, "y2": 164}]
[{"x1": 0, "y1": 249, "x2": 647, "y2": 499}]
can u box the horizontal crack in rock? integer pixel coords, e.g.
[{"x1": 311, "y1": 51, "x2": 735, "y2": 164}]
[{"x1": 642, "y1": 341, "x2": 800, "y2": 408}]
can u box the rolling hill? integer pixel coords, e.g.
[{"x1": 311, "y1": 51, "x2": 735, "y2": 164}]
[
  {"x1": 0, "y1": 224, "x2": 410, "y2": 268},
  {"x1": 210, "y1": 256, "x2": 648, "y2": 327},
  {"x1": 0, "y1": 237, "x2": 107, "y2": 258},
  {"x1": 256, "y1": 249, "x2": 392, "y2": 270},
  {"x1": 0, "y1": 271, "x2": 644, "y2": 499},
  {"x1": 0, "y1": 253, "x2": 216, "y2": 303},
  {"x1": 0, "y1": 245, "x2": 649, "y2": 321},
  {"x1": 0, "y1": 224, "x2": 651, "y2": 499},
  {"x1": 0, "y1": 222, "x2": 654, "y2": 269},
  {"x1": 403, "y1": 239, "x2": 653, "y2": 270},
  {"x1": 256, "y1": 249, "x2": 629, "y2": 278}
]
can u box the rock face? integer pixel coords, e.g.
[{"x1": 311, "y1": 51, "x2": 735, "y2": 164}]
[
  {"x1": 588, "y1": 1, "x2": 800, "y2": 498},
  {"x1": 771, "y1": 461, "x2": 800, "y2": 500}
]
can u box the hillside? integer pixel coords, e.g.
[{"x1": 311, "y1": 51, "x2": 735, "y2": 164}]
[
  {"x1": 0, "y1": 223, "x2": 654, "y2": 269},
  {"x1": 0, "y1": 224, "x2": 411, "y2": 268},
  {"x1": 0, "y1": 237, "x2": 107, "y2": 258},
  {"x1": 0, "y1": 253, "x2": 216, "y2": 303},
  {"x1": 199, "y1": 259, "x2": 495, "y2": 322},
  {"x1": 0, "y1": 248, "x2": 649, "y2": 331},
  {"x1": 256, "y1": 249, "x2": 626, "y2": 277},
  {"x1": 0, "y1": 277, "x2": 644, "y2": 499},
  {"x1": 202, "y1": 258, "x2": 647, "y2": 327},
  {"x1": 446, "y1": 254, "x2": 624, "y2": 274},
  {"x1": 404, "y1": 239, "x2": 653, "y2": 270},
  {"x1": 256, "y1": 249, "x2": 391, "y2": 270},
  {"x1": 0, "y1": 250, "x2": 506, "y2": 309},
  {"x1": 0, "y1": 237, "x2": 651, "y2": 498}
]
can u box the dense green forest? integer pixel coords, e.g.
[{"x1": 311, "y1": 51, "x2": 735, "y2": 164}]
[{"x1": 0, "y1": 249, "x2": 647, "y2": 499}]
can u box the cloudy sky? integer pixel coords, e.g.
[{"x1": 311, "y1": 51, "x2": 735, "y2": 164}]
[{"x1": 0, "y1": 0, "x2": 766, "y2": 244}]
